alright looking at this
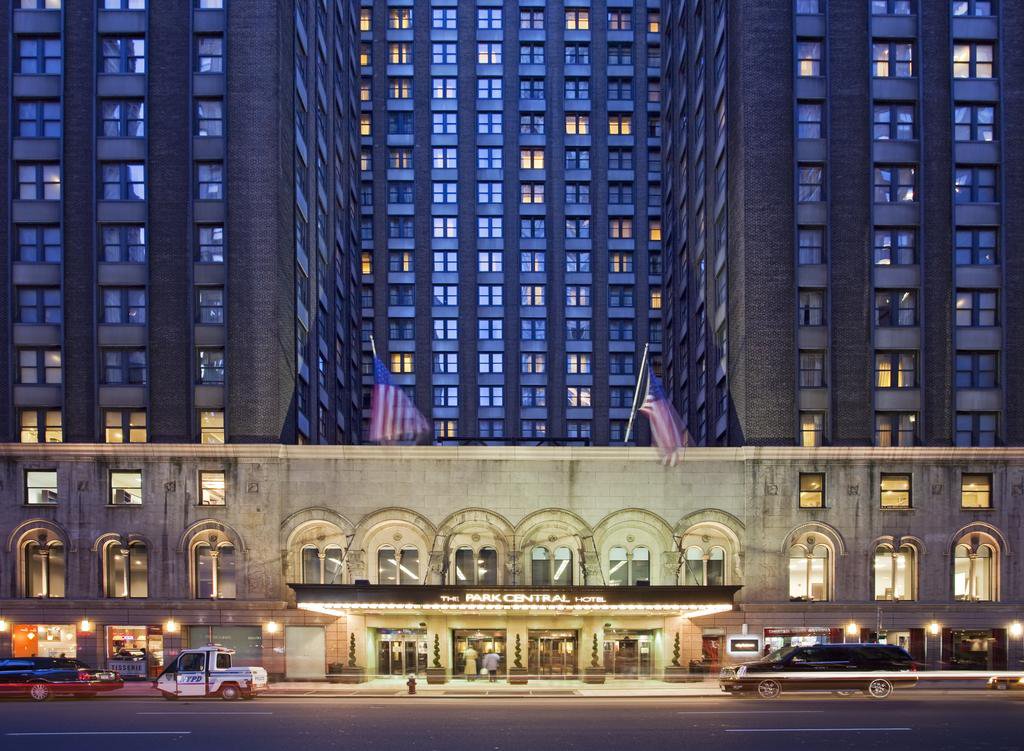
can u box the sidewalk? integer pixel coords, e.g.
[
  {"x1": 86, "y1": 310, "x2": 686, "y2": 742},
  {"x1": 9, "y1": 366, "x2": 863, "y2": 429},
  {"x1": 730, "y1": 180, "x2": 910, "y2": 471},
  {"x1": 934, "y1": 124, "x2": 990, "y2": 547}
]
[
  {"x1": 109, "y1": 674, "x2": 996, "y2": 699},
  {"x1": 114, "y1": 677, "x2": 725, "y2": 698}
]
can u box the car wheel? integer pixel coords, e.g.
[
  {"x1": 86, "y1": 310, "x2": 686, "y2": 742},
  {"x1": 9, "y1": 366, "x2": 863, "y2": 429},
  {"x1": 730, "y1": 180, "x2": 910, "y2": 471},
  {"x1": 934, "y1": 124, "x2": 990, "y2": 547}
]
[
  {"x1": 757, "y1": 680, "x2": 782, "y2": 699},
  {"x1": 867, "y1": 679, "x2": 893, "y2": 699},
  {"x1": 220, "y1": 684, "x2": 241, "y2": 701},
  {"x1": 29, "y1": 684, "x2": 52, "y2": 702}
]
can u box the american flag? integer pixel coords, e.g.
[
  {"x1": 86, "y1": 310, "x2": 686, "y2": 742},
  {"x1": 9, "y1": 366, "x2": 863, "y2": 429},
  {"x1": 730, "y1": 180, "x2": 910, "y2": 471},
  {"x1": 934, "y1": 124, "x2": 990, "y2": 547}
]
[
  {"x1": 639, "y1": 368, "x2": 689, "y2": 461},
  {"x1": 369, "y1": 356, "x2": 429, "y2": 443}
]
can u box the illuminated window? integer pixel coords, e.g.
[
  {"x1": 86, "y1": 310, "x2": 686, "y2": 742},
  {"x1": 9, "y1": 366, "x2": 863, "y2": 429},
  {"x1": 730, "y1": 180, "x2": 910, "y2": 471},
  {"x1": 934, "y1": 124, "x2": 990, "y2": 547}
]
[
  {"x1": 199, "y1": 470, "x2": 226, "y2": 506},
  {"x1": 799, "y1": 473, "x2": 825, "y2": 508}
]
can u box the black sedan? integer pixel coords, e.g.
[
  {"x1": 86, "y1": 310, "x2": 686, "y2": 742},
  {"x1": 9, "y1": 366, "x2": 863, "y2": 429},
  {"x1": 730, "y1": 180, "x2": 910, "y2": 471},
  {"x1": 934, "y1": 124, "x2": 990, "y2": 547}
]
[
  {"x1": 719, "y1": 643, "x2": 918, "y2": 699},
  {"x1": 0, "y1": 658, "x2": 123, "y2": 701}
]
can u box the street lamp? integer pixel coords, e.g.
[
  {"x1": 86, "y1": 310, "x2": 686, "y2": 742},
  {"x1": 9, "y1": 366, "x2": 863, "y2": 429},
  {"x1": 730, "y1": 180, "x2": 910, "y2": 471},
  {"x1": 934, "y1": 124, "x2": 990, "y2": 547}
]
[
  {"x1": 1010, "y1": 621, "x2": 1023, "y2": 639},
  {"x1": 265, "y1": 621, "x2": 280, "y2": 634},
  {"x1": 928, "y1": 621, "x2": 940, "y2": 636},
  {"x1": 845, "y1": 622, "x2": 859, "y2": 641},
  {"x1": 0, "y1": 618, "x2": 8, "y2": 633},
  {"x1": 164, "y1": 619, "x2": 180, "y2": 634},
  {"x1": 79, "y1": 618, "x2": 94, "y2": 633}
]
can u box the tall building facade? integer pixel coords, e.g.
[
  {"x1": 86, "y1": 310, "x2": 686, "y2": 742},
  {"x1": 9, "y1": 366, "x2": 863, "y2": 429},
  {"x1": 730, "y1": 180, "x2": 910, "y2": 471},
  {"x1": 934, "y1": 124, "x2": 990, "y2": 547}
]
[
  {"x1": 663, "y1": 0, "x2": 1024, "y2": 447},
  {"x1": 357, "y1": 0, "x2": 664, "y2": 445},
  {"x1": 2, "y1": 0, "x2": 363, "y2": 446}
]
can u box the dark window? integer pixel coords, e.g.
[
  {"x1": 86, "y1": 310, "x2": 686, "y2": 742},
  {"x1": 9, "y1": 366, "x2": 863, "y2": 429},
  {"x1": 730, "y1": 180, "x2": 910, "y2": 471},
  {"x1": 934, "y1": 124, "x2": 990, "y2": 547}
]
[
  {"x1": 874, "y1": 290, "x2": 917, "y2": 326},
  {"x1": 100, "y1": 99, "x2": 145, "y2": 137},
  {"x1": 955, "y1": 352, "x2": 998, "y2": 388},
  {"x1": 15, "y1": 100, "x2": 61, "y2": 137},
  {"x1": 100, "y1": 37, "x2": 146, "y2": 73},
  {"x1": 15, "y1": 226, "x2": 61, "y2": 263},
  {"x1": 101, "y1": 225, "x2": 146, "y2": 263}
]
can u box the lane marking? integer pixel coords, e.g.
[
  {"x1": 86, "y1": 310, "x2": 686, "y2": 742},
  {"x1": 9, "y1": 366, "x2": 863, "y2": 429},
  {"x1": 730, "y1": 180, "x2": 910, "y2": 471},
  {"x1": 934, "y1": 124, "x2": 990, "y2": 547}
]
[
  {"x1": 135, "y1": 712, "x2": 274, "y2": 715},
  {"x1": 679, "y1": 710, "x2": 826, "y2": 715},
  {"x1": 8, "y1": 731, "x2": 192, "y2": 737},
  {"x1": 725, "y1": 727, "x2": 912, "y2": 733}
]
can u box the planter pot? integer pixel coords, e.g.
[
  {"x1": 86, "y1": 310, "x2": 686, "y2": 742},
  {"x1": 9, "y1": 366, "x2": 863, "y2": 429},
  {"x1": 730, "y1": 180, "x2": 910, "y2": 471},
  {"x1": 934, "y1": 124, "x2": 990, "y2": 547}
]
[
  {"x1": 425, "y1": 667, "x2": 448, "y2": 685},
  {"x1": 337, "y1": 667, "x2": 366, "y2": 684},
  {"x1": 326, "y1": 673, "x2": 346, "y2": 684},
  {"x1": 508, "y1": 668, "x2": 529, "y2": 685},
  {"x1": 583, "y1": 667, "x2": 606, "y2": 685},
  {"x1": 663, "y1": 666, "x2": 695, "y2": 683}
]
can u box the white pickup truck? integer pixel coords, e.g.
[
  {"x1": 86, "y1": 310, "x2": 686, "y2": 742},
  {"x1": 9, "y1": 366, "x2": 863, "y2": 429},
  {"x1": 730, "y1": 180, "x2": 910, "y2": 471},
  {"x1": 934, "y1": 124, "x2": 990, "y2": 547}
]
[{"x1": 155, "y1": 645, "x2": 268, "y2": 701}]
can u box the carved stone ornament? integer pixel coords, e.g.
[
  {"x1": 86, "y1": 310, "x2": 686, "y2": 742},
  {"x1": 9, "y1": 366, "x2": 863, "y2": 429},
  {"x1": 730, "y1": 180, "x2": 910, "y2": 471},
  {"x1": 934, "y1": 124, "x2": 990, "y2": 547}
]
[
  {"x1": 1012, "y1": 483, "x2": 1023, "y2": 497},
  {"x1": 164, "y1": 481, "x2": 176, "y2": 492},
  {"x1": 247, "y1": 482, "x2": 260, "y2": 493},
  {"x1": 76, "y1": 480, "x2": 88, "y2": 492},
  {"x1": 765, "y1": 483, "x2": 779, "y2": 496},
  {"x1": 847, "y1": 484, "x2": 859, "y2": 496},
  {"x1": 931, "y1": 483, "x2": 943, "y2": 495}
]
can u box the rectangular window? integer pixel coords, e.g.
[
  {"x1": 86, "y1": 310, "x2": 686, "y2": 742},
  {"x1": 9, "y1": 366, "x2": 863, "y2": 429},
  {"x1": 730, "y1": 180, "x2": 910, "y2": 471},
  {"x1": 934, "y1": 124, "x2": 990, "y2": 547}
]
[
  {"x1": 872, "y1": 41, "x2": 914, "y2": 77},
  {"x1": 954, "y1": 104, "x2": 995, "y2": 142},
  {"x1": 20, "y1": 409, "x2": 62, "y2": 444},
  {"x1": 874, "y1": 165, "x2": 916, "y2": 203},
  {"x1": 199, "y1": 407, "x2": 224, "y2": 442},
  {"x1": 195, "y1": 162, "x2": 223, "y2": 200},
  {"x1": 17, "y1": 162, "x2": 61, "y2": 200},
  {"x1": 101, "y1": 348, "x2": 147, "y2": 385},
  {"x1": 101, "y1": 287, "x2": 146, "y2": 324},
  {"x1": 100, "y1": 36, "x2": 146, "y2": 73},
  {"x1": 25, "y1": 470, "x2": 58, "y2": 505},
  {"x1": 797, "y1": 227, "x2": 824, "y2": 264},
  {"x1": 17, "y1": 348, "x2": 61, "y2": 384},
  {"x1": 880, "y1": 474, "x2": 911, "y2": 508},
  {"x1": 873, "y1": 228, "x2": 915, "y2": 265},
  {"x1": 874, "y1": 351, "x2": 917, "y2": 389},
  {"x1": 198, "y1": 349, "x2": 225, "y2": 384},
  {"x1": 955, "y1": 290, "x2": 998, "y2": 327},
  {"x1": 195, "y1": 34, "x2": 223, "y2": 73},
  {"x1": 875, "y1": 413, "x2": 917, "y2": 447},
  {"x1": 797, "y1": 164, "x2": 824, "y2": 201},
  {"x1": 953, "y1": 42, "x2": 995, "y2": 79},
  {"x1": 799, "y1": 351, "x2": 826, "y2": 388},
  {"x1": 956, "y1": 351, "x2": 998, "y2": 389},
  {"x1": 875, "y1": 289, "x2": 917, "y2": 327},
  {"x1": 961, "y1": 473, "x2": 992, "y2": 509},
  {"x1": 197, "y1": 225, "x2": 224, "y2": 263},
  {"x1": 873, "y1": 102, "x2": 915, "y2": 140},
  {"x1": 796, "y1": 39, "x2": 822, "y2": 77},
  {"x1": 800, "y1": 412, "x2": 825, "y2": 447},
  {"x1": 954, "y1": 167, "x2": 997, "y2": 203},
  {"x1": 799, "y1": 473, "x2": 825, "y2": 508},
  {"x1": 796, "y1": 101, "x2": 823, "y2": 139},
  {"x1": 199, "y1": 470, "x2": 226, "y2": 505},
  {"x1": 955, "y1": 412, "x2": 998, "y2": 447},
  {"x1": 110, "y1": 470, "x2": 143, "y2": 505},
  {"x1": 100, "y1": 162, "x2": 145, "y2": 200},
  {"x1": 17, "y1": 36, "x2": 61, "y2": 74},
  {"x1": 798, "y1": 289, "x2": 825, "y2": 326},
  {"x1": 16, "y1": 225, "x2": 61, "y2": 263},
  {"x1": 15, "y1": 99, "x2": 61, "y2": 138}
]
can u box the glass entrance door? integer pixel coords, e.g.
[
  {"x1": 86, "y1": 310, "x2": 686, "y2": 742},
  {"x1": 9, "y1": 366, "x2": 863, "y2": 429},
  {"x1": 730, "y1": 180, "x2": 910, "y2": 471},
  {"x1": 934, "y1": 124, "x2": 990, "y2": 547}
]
[
  {"x1": 528, "y1": 631, "x2": 578, "y2": 678},
  {"x1": 452, "y1": 630, "x2": 506, "y2": 678},
  {"x1": 603, "y1": 630, "x2": 653, "y2": 678},
  {"x1": 376, "y1": 629, "x2": 427, "y2": 675}
]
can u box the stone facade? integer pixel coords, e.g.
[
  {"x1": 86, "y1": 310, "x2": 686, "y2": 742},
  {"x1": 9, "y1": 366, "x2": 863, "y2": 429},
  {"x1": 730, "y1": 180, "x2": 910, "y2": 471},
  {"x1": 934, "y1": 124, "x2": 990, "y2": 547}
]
[{"x1": 0, "y1": 444, "x2": 1020, "y2": 678}]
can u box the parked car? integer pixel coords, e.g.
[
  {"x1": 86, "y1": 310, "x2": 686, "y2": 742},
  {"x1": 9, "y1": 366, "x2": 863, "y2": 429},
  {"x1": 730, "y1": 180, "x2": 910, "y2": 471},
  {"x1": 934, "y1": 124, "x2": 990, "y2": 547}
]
[
  {"x1": 719, "y1": 643, "x2": 918, "y2": 699},
  {"x1": 155, "y1": 645, "x2": 268, "y2": 701},
  {"x1": 0, "y1": 657, "x2": 124, "y2": 701}
]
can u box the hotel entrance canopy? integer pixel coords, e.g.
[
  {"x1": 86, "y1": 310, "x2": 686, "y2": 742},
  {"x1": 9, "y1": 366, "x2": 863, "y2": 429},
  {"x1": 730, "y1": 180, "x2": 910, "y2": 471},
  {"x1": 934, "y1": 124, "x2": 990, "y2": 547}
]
[{"x1": 290, "y1": 584, "x2": 740, "y2": 618}]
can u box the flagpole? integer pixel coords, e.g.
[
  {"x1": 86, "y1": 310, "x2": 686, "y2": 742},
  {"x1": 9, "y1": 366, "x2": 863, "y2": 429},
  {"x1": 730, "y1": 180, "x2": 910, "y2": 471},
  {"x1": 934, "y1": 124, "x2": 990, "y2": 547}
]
[
  {"x1": 369, "y1": 334, "x2": 378, "y2": 360},
  {"x1": 623, "y1": 342, "x2": 650, "y2": 444}
]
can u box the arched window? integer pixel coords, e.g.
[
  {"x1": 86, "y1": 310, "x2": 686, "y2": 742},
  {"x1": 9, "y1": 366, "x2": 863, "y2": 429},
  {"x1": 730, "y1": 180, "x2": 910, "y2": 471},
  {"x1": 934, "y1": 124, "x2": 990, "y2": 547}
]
[
  {"x1": 301, "y1": 546, "x2": 321, "y2": 584},
  {"x1": 452, "y1": 545, "x2": 499, "y2": 585},
  {"x1": 477, "y1": 546, "x2": 498, "y2": 585},
  {"x1": 608, "y1": 547, "x2": 629, "y2": 585},
  {"x1": 194, "y1": 541, "x2": 236, "y2": 599},
  {"x1": 684, "y1": 546, "x2": 705, "y2": 585},
  {"x1": 707, "y1": 546, "x2": 725, "y2": 586},
  {"x1": 553, "y1": 546, "x2": 573, "y2": 585},
  {"x1": 608, "y1": 546, "x2": 651, "y2": 586},
  {"x1": 324, "y1": 545, "x2": 344, "y2": 584},
  {"x1": 788, "y1": 543, "x2": 830, "y2": 601},
  {"x1": 378, "y1": 545, "x2": 420, "y2": 584},
  {"x1": 954, "y1": 541, "x2": 996, "y2": 602},
  {"x1": 24, "y1": 539, "x2": 65, "y2": 598},
  {"x1": 104, "y1": 541, "x2": 148, "y2": 598},
  {"x1": 873, "y1": 544, "x2": 915, "y2": 601},
  {"x1": 531, "y1": 546, "x2": 550, "y2": 584}
]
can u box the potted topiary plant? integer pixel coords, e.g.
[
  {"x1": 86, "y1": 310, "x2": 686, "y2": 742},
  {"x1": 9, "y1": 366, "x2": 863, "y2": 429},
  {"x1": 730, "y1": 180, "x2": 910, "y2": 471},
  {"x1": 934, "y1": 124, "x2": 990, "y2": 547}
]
[
  {"x1": 583, "y1": 633, "x2": 606, "y2": 684},
  {"x1": 426, "y1": 633, "x2": 448, "y2": 684},
  {"x1": 508, "y1": 634, "x2": 528, "y2": 685},
  {"x1": 663, "y1": 632, "x2": 689, "y2": 683},
  {"x1": 339, "y1": 632, "x2": 366, "y2": 684}
]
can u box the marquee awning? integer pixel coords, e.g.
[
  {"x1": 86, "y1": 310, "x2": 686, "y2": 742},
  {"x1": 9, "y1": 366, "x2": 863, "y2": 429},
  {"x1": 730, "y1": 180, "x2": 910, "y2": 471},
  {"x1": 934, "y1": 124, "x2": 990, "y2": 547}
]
[{"x1": 289, "y1": 583, "x2": 740, "y2": 617}]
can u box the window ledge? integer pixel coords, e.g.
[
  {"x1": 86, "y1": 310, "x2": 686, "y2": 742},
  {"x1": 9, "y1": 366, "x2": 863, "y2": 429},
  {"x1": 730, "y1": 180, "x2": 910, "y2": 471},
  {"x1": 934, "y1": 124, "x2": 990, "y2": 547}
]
[
  {"x1": 960, "y1": 506, "x2": 994, "y2": 512},
  {"x1": 107, "y1": 503, "x2": 143, "y2": 508},
  {"x1": 24, "y1": 502, "x2": 58, "y2": 507},
  {"x1": 880, "y1": 507, "x2": 914, "y2": 512}
]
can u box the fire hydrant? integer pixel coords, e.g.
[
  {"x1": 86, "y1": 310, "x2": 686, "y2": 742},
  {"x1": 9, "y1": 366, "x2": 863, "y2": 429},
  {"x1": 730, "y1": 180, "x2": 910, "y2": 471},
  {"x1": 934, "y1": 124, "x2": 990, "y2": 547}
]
[{"x1": 407, "y1": 675, "x2": 417, "y2": 695}]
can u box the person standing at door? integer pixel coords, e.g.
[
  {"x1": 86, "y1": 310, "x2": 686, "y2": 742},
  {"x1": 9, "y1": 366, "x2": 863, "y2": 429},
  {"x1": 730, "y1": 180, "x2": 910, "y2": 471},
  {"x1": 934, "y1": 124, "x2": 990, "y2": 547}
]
[
  {"x1": 463, "y1": 645, "x2": 478, "y2": 681},
  {"x1": 482, "y1": 650, "x2": 500, "y2": 683}
]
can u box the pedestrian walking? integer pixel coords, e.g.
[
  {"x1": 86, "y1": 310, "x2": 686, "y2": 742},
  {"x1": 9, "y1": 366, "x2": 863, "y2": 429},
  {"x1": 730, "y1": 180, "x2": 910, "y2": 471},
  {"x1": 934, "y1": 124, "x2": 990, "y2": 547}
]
[
  {"x1": 463, "y1": 646, "x2": 478, "y2": 681},
  {"x1": 482, "y1": 650, "x2": 501, "y2": 683}
]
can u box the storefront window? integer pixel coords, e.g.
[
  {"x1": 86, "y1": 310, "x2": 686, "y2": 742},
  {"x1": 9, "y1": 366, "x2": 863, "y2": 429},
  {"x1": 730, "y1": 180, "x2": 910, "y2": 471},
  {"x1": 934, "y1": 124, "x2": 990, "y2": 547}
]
[
  {"x1": 189, "y1": 625, "x2": 263, "y2": 663},
  {"x1": 873, "y1": 544, "x2": 915, "y2": 600},
  {"x1": 12, "y1": 624, "x2": 76, "y2": 658},
  {"x1": 107, "y1": 625, "x2": 164, "y2": 677},
  {"x1": 378, "y1": 545, "x2": 420, "y2": 584},
  {"x1": 954, "y1": 543, "x2": 995, "y2": 601},
  {"x1": 104, "y1": 541, "x2": 148, "y2": 598},
  {"x1": 24, "y1": 539, "x2": 64, "y2": 598},
  {"x1": 788, "y1": 543, "x2": 830, "y2": 601}
]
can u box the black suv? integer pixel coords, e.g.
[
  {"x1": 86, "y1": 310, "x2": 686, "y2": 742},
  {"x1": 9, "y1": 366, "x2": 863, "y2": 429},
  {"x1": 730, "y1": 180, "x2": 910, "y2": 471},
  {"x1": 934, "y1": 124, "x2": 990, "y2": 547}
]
[
  {"x1": 719, "y1": 643, "x2": 918, "y2": 699},
  {"x1": 0, "y1": 658, "x2": 122, "y2": 701}
]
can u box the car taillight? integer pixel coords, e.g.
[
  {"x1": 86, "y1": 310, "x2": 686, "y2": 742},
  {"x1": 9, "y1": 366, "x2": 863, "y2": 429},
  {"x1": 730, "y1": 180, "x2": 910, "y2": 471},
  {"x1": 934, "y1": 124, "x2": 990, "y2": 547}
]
[
  {"x1": 909, "y1": 663, "x2": 918, "y2": 672},
  {"x1": 78, "y1": 669, "x2": 90, "y2": 680}
]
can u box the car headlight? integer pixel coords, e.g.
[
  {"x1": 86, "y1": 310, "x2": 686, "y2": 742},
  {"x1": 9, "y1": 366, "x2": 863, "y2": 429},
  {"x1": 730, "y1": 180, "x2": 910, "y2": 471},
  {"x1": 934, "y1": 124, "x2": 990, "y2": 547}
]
[{"x1": 737, "y1": 666, "x2": 747, "y2": 677}]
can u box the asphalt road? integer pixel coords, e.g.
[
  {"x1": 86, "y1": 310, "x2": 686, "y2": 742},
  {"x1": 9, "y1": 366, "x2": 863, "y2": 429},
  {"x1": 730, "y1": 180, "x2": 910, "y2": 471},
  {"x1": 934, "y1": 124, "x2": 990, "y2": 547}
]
[{"x1": 0, "y1": 693, "x2": 1019, "y2": 751}]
